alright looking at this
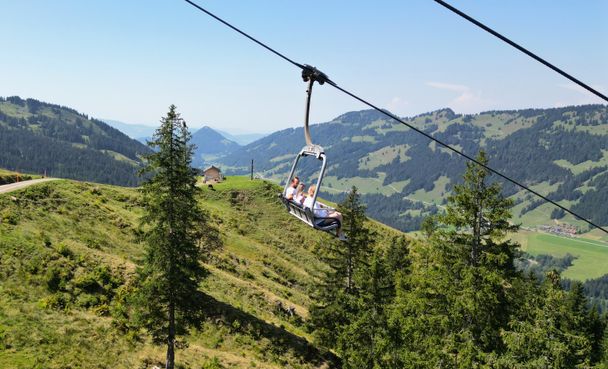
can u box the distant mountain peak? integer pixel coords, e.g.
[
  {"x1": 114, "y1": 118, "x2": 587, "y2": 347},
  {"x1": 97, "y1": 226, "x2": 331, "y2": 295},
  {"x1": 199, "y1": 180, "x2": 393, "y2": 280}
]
[{"x1": 190, "y1": 126, "x2": 240, "y2": 168}]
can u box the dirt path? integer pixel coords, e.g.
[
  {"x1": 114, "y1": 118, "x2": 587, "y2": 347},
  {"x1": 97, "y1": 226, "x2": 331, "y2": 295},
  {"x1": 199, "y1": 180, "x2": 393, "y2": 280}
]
[{"x1": 0, "y1": 178, "x2": 59, "y2": 194}]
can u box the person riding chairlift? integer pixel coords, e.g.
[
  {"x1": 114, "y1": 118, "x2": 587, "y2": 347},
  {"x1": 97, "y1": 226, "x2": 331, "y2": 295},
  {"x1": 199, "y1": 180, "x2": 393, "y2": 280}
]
[
  {"x1": 303, "y1": 184, "x2": 346, "y2": 241},
  {"x1": 285, "y1": 176, "x2": 300, "y2": 201},
  {"x1": 294, "y1": 183, "x2": 306, "y2": 205}
]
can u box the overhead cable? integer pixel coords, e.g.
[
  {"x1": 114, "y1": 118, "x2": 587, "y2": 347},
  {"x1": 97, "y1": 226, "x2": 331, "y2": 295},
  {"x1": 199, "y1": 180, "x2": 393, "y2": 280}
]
[
  {"x1": 181, "y1": 0, "x2": 608, "y2": 235},
  {"x1": 434, "y1": 0, "x2": 608, "y2": 104}
]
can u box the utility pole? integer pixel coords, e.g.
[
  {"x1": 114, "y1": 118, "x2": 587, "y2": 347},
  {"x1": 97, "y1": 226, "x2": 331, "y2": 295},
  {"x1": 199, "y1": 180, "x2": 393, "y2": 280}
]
[{"x1": 250, "y1": 159, "x2": 254, "y2": 180}]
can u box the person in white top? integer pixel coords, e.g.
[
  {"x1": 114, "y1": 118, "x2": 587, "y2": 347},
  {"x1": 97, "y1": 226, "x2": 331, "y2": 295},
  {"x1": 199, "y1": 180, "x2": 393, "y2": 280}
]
[
  {"x1": 294, "y1": 183, "x2": 306, "y2": 205},
  {"x1": 285, "y1": 176, "x2": 299, "y2": 201},
  {"x1": 303, "y1": 184, "x2": 345, "y2": 240}
]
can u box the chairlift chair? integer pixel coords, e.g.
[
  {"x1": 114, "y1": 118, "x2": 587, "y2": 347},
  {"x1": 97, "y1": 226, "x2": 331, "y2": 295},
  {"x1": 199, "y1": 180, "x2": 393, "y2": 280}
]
[{"x1": 278, "y1": 66, "x2": 342, "y2": 236}]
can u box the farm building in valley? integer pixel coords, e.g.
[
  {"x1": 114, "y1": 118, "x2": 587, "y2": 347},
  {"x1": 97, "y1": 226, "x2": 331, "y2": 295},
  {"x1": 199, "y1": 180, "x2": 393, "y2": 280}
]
[{"x1": 203, "y1": 165, "x2": 223, "y2": 183}]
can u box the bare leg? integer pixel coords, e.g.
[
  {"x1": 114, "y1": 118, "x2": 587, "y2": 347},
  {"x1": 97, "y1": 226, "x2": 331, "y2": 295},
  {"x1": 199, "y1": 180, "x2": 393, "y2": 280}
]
[{"x1": 327, "y1": 211, "x2": 343, "y2": 237}]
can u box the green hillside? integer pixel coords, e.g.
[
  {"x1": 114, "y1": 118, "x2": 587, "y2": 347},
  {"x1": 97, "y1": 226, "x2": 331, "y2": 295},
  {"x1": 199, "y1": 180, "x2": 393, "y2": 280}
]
[
  {"x1": 0, "y1": 175, "x2": 402, "y2": 368},
  {"x1": 219, "y1": 105, "x2": 608, "y2": 234},
  {"x1": 0, "y1": 96, "x2": 150, "y2": 186},
  {"x1": 0, "y1": 169, "x2": 40, "y2": 185}
]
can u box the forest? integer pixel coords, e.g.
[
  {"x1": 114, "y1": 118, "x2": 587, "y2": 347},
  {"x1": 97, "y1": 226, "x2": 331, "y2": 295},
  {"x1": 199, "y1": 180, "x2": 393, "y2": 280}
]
[
  {"x1": 309, "y1": 153, "x2": 608, "y2": 368},
  {"x1": 0, "y1": 96, "x2": 150, "y2": 186}
]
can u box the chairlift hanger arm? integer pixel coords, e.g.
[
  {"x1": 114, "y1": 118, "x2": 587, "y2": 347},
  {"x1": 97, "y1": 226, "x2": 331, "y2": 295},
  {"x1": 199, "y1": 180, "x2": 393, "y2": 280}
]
[{"x1": 302, "y1": 65, "x2": 333, "y2": 147}]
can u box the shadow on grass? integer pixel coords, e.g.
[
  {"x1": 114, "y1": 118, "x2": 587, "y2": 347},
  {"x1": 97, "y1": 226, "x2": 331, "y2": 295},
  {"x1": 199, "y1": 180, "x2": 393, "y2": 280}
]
[{"x1": 200, "y1": 292, "x2": 340, "y2": 368}]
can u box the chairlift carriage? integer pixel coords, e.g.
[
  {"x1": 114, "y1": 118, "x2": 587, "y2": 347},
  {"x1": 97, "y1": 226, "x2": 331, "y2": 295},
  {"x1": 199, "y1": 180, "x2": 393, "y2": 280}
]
[{"x1": 279, "y1": 66, "x2": 343, "y2": 238}]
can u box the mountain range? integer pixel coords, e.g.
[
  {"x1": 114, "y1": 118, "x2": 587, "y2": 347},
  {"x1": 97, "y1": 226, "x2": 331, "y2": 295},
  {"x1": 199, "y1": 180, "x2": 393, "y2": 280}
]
[
  {"x1": 102, "y1": 119, "x2": 265, "y2": 167},
  {"x1": 215, "y1": 129, "x2": 267, "y2": 146},
  {"x1": 102, "y1": 119, "x2": 157, "y2": 143},
  {"x1": 218, "y1": 105, "x2": 608, "y2": 236},
  {"x1": 103, "y1": 119, "x2": 266, "y2": 147},
  {"x1": 0, "y1": 97, "x2": 260, "y2": 186},
  {"x1": 3, "y1": 95, "x2": 607, "y2": 236}
]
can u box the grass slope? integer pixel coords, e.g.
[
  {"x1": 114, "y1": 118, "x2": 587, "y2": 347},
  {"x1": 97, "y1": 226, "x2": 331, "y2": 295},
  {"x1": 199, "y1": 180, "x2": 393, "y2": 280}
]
[{"x1": 0, "y1": 175, "x2": 402, "y2": 368}]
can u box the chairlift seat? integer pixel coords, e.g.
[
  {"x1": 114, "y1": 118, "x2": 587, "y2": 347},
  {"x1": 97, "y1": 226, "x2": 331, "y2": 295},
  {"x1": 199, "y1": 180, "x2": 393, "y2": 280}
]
[{"x1": 279, "y1": 194, "x2": 340, "y2": 232}]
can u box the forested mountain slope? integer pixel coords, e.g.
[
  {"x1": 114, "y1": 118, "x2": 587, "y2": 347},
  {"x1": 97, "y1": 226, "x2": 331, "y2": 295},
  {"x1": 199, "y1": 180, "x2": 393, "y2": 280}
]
[
  {"x1": 0, "y1": 176, "x2": 401, "y2": 368},
  {"x1": 0, "y1": 96, "x2": 150, "y2": 186},
  {"x1": 220, "y1": 105, "x2": 608, "y2": 234}
]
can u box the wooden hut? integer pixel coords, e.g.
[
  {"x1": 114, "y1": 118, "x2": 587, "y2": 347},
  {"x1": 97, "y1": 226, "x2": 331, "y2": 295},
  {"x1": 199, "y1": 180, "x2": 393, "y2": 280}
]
[{"x1": 203, "y1": 165, "x2": 223, "y2": 183}]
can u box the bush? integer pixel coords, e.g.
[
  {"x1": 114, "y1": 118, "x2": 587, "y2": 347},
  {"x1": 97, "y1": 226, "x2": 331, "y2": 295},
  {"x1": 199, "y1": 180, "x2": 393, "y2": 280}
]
[
  {"x1": 76, "y1": 293, "x2": 99, "y2": 308},
  {"x1": 1, "y1": 210, "x2": 18, "y2": 225},
  {"x1": 202, "y1": 356, "x2": 223, "y2": 369},
  {"x1": 56, "y1": 243, "x2": 74, "y2": 258},
  {"x1": 45, "y1": 266, "x2": 71, "y2": 292},
  {"x1": 40, "y1": 293, "x2": 70, "y2": 309}
]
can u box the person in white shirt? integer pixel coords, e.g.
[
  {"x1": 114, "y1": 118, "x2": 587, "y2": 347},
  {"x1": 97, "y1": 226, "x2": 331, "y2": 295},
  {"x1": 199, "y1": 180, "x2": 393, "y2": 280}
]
[
  {"x1": 294, "y1": 183, "x2": 306, "y2": 205},
  {"x1": 285, "y1": 176, "x2": 299, "y2": 201},
  {"x1": 303, "y1": 184, "x2": 345, "y2": 240}
]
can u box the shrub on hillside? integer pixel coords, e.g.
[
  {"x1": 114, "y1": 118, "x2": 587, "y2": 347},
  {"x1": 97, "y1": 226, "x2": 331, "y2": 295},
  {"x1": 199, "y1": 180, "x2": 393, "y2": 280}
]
[{"x1": 0, "y1": 209, "x2": 18, "y2": 225}]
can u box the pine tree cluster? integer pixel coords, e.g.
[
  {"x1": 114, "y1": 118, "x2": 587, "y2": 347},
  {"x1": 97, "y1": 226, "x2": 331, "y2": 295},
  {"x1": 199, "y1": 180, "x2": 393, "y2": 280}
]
[{"x1": 310, "y1": 152, "x2": 608, "y2": 369}]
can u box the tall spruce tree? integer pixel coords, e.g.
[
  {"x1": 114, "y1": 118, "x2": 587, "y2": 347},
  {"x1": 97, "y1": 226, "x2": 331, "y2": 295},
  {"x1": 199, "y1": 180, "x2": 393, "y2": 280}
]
[
  {"x1": 309, "y1": 186, "x2": 374, "y2": 349},
  {"x1": 390, "y1": 151, "x2": 521, "y2": 367},
  {"x1": 439, "y1": 150, "x2": 520, "y2": 356},
  {"x1": 135, "y1": 105, "x2": 210, "y2": 369},
  {"x1": 338, "y1": 237, "x2": 410, "y2": 369}
]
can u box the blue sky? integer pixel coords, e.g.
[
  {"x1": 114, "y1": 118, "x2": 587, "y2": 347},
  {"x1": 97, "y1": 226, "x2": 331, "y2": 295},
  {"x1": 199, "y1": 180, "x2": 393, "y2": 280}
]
[{"x1": 1, "y1": 1, "x2": 606, "y2": 133}]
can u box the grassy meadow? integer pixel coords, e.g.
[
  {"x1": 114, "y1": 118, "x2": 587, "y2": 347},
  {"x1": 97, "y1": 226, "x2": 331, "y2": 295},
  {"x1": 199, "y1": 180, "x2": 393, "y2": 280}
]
[
  {"x1": 0, "y1": 174, "x2": 403, "y2": 368},
  {"x1": 514, "y1": 230, "x2": 608, "y2": 281}
]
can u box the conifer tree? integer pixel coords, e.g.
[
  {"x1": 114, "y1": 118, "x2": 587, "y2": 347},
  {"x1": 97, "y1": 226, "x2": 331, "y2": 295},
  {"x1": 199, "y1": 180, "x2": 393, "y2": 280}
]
[
  {"x1": 338, "y1": 186, "x2": 374, "y2": 293},
  {"x1": 390, "y1": 151, "x2": 521, "y2": 367},
  {"x1": 441, "y1": 151, "x2": 520, "y2": 356},
  {"x1": 499, "y1": 272, "x2": 592, "y2": 368},
  {"x1": 135, "y1": 105, "x2": 211, "y2": 369},
  {"x1": 338, "y1": 237, "x2": 410, "y2": 369},
  {"x1": 587, "y1": 303, "x2": 606, "y2": 364},
  {"x1": 309, "y1": 186, "x2": 374, "y2": 349}
]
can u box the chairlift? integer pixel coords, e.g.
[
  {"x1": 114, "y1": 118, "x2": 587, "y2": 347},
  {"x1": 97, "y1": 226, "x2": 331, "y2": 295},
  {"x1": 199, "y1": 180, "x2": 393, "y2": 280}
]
[{"x1": 279, "y1": 66, "x2": 343, "y2": 238}]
